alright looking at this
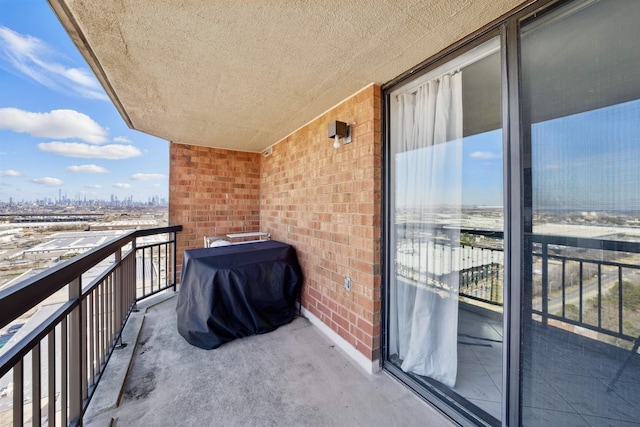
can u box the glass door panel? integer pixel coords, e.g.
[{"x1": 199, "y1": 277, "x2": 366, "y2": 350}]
[
  {"x1": 387, "y1": 36, "x2": 504, "y2": 425},
  {"x1": 521, "y1": 1, "x2": 640, "y2": 425}
]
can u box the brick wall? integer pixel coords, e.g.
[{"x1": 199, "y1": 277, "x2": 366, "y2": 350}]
[
  {"x1": 168, "y1": 143, "x2": 261, "y2": 272},
  {"x1": 260, "y1": 84, "x2": 382, "y2": 360},
  {"x1": 168, "y1": 84, "x2": 382, "y2": 362}
]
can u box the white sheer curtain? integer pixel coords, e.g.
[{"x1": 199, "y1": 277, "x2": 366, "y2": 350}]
[{"x1": 391, "y1": 72, "x2": 463, "y2": 387}]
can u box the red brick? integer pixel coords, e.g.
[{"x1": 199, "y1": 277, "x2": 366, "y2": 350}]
[{"x1": 170, "y1": 85, "x2": 383, "y2": 362}]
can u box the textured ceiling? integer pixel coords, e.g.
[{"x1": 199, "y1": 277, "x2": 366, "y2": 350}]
[{"x1": 48, "y1": 0, "x2": 526, "y2": 152}]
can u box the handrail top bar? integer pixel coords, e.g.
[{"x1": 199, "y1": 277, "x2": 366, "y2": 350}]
[
  {"x1": 399, "y1": 223, "x2": 504, "y2": 238},
  {"x1": 0, "y1": 225, "x2": 182, "y2": 329},
  {"x1": 135, "y1": 225, "x2": 182, "y2": 237},
  {"x1": 400, "y1": 222, "x2": 640, "y2": 253},
  {"x1": 527, "y1": 232, "x2": 640, "y2": 253}
]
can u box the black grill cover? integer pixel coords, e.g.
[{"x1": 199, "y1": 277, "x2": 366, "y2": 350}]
[{"x1": 176, "y1": 241, "x2": 303, "y2": 349}]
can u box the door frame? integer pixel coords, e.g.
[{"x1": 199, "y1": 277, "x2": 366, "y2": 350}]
[{"x1": 380, "y1": 1, "x2": 564, "y2": 426}]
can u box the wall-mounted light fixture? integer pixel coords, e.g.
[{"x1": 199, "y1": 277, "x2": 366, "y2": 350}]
[{"x1": 328, "y1": 120, "x2": 352, "y2": 149}]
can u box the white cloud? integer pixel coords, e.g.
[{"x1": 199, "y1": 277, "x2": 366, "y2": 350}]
[
  {"x1": 64, "y1": 68, "x2": 96, "y2": 88},
  {"x1": 66, "y1": 164, "x2": 109, "y2": 173},
  {"x1": 545, "y1": 164, "x2": 561, "y2": 170},
  {"x1": 86, "y1": 184, "x2": 102, "y2": 189},
  {"x1": 150, "y1": 183, "x2": 161, "y2": 188},
  {"x1": 32, "y1": 177, "x2": 63, "y2": 186},
  {"x1": 113, "y1": 183, "x2": 132, "y2": 189},
  {"x1": 0, "y1": 26, "x2": 108, "y2": 100},
  {"x1": 131, "y1": 173, "x2": 166, "y2": 181},
  {"x1": 113, "y1": 136, "x2": 132, "y2": 143},
  {"x1": 470, "y1": 151, "x2": 500, "y2": 160},
  {"x1": 0, "y1": 108, "x2": 108, "y2": 143},
  {"x1": 38, "y1": 142, "x2": 142, "y2": 159},
  {"x1": 0, "y1": 170, "x2": 23, "y2": 177}
]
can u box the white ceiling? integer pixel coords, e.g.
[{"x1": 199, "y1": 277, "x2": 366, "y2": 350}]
[{"x1": 48, "y1": 0, "x2": 526, "y2": 152}]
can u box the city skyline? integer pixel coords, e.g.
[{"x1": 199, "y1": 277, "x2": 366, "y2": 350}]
[
  {"x1": 0, "y1": 192, "x2": 168, "y2": 207},
  {"x1": 0, "y1": 1, "x2": 169, "y2": 204}
]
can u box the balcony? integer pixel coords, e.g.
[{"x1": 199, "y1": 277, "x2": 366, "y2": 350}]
[
  {"x1": 82, "y1": 293, "x2": 451, "y2": 426},
  {"x1": 0, "y1": 226, "x2": 452, "y2": 426},
  {"x1": 0, "y1": 226, "x2": 182, "y2": 426},
  {"x1": 2, "y1": 226, "x2": 639, "y2": 426}
]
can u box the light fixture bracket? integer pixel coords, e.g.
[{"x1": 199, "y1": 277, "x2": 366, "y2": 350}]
[{"x1": 328, "y1": 120, "x2": 352, "y2": 146}]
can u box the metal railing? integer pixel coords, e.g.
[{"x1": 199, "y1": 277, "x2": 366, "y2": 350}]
[
  {"x1": 395, "y1": 227, "x2": 639, "y2": 344},
  {"x1": 395, "y1": 227, "x2": 504, "y2": 305},
  {"x1": 0, "y1": 225, "x2": 181, "y2": 426},
  {"x1": 529, "y1": 233, "x2": 640, "y2": 343},
  {"x1": 458, "y1": 229, "x2": 504, "y2": 306}
]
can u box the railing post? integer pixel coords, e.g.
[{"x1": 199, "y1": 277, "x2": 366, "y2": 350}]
[
  {"x1": 579, "y1": 261, "x2": 583, "y2": 323},
  {"x1": 68, "y1": 277, "x2": 83, "y2": 425},
  {"x1": 597, "y1": 263, "x2": 602, "y2": 328},
  {"x1": 47, "y1": 331, "x2": 56, "y2": 426},
  {"x1": 81, "y1": 292, "x2": 88, "y2": 402},
  {"x1": 618, "y1": 267, "x2": 623, "y2": 336},
  {"x1": 132, "y1": 238, "x2": 138, "y2": 309},
  {"x1": 171, "y1": 231, "x2": 177, "y2": 291},
  {"x1": 13, "y1": 360, "x2": 23, "y2": 426},
  {"x1": 61, "y1": 321, "x2": 68, "y2": 426},
  {"x1": 114, "y1": 247, "x2": 124, "y2": 347},
  {"x1": 32, "y1": 342, "x2": 41, "y2": 426},
  {"x1": 541, "y1": 243, "x2": 549, "y2": 326},
  {"x1": 142, "y1": 246, "x2": 146, "y2": 298},
  {"x1": 561, "y1": 260, "x2": 566, "y2": 318}
]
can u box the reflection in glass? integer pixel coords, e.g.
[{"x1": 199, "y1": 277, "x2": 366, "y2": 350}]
[
  {"x1": 521, "y1": 0, "x2": 640, "y2": 425},
  {"x1": 388, "y1": 37, "x2": 503, "y2": 424}
]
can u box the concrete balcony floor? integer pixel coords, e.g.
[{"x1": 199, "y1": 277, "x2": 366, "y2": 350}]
[{"x1": 84, "y1": 294, "x2": 454, "y2": 427}]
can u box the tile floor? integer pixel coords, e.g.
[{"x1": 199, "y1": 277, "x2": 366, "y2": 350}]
[
  {"x1": 522, "y1": 320, "x2": 640, "y2": 426},
  {"x1": 455, "y1": 306, "x2": 504, "y2": 421},
  {"x1": 392, "y1": 304, "x2": 640, "y2": 426}
]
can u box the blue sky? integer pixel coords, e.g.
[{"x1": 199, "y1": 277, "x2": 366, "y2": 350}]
[
  {"x1": 0, "y1": 0, "x2": 168, "y2": 204},
  {"x1": 532, "y1": 99, "x2": 640, "y2": 211},
  {"x1": 395, "y1": 97, "x2": 640, "y2": 211},
  {"x1": 395, "y1": 129, "x2": 504, "y2": 208}
]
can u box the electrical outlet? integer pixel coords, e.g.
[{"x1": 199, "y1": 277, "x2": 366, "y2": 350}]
[{"x1": 344, "y1": 276, "x2": 351, "y2": 291}]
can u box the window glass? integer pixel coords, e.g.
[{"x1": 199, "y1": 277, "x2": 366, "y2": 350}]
[
  {"x1": 521, "y1": 0, "x2": 640, "y2": 424},
  {"x1": 388, "y1": 37, "x2": 504, "y2": 425}
]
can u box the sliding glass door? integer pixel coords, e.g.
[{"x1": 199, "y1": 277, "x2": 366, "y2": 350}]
[
  {"x1": 387, "y1": 36, "x2": 504, "y2": 426},
  {"x1": 384, "y1": 1, "x2": 640, "y2": 426},
  {"x1": 520, "y1": 1, "x2": 640, "y2": 425}
]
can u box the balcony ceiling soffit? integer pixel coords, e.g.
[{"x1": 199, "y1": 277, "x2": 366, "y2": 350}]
[{"x1": 49, "y1": 0, "x2": 524, "y2": 152}]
